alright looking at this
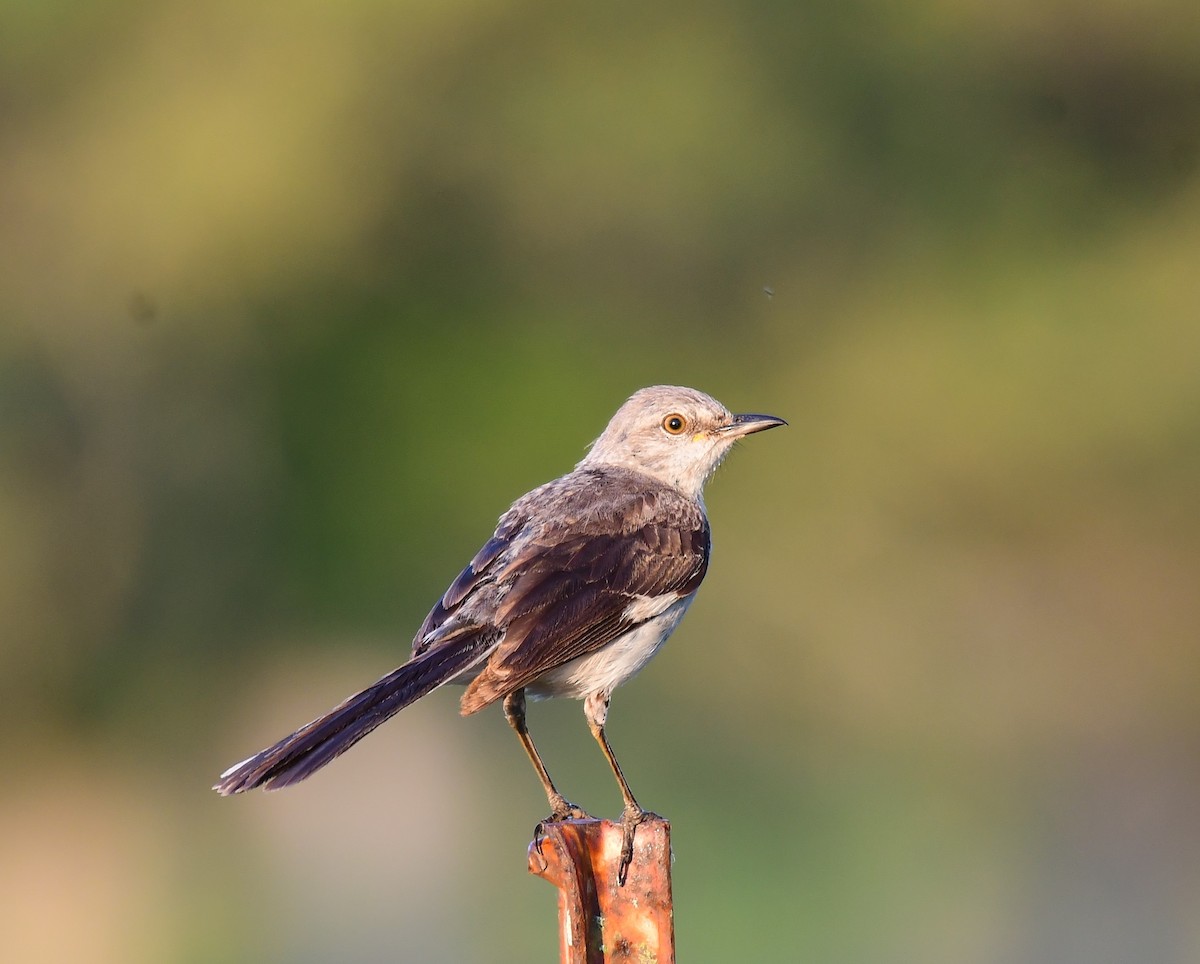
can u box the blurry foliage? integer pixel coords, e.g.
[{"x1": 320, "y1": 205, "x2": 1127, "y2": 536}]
[{"x1": 1, "y1": 0, "x2": 1198, "y2": 962}]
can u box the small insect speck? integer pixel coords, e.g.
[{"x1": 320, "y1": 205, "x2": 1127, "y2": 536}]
[
  {"x1": 762, "y1": 286, "x2": 774, "y2": 300},
  {"x1": 129, "y1": 291, "x2": 158, "y2": 325}
]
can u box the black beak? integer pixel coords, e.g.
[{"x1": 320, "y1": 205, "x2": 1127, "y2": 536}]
[{"x1": 721, "y1": 413, "x2": 788, "y2": 438}]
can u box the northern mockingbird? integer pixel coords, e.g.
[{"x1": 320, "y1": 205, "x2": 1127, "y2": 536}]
[{"x1": 215, "y1": 385, "x2": 784, "y2": 883}]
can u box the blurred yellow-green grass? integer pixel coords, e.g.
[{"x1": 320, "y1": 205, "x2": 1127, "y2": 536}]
[{"x1": 2, "y1": 1, "x2": 1198, "y2": 961}]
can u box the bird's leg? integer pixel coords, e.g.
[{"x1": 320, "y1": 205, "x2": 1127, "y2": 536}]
[
  {"x1": 584, "y1": 692, "x2": 656, "y2": 886},
  {"x1": 503, "y1": 690, "x2": 590, "y2": 834}
]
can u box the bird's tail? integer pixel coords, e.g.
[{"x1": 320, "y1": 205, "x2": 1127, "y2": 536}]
[{"x1": 213, "y1": 633, "x2": 495, "y2": 795}]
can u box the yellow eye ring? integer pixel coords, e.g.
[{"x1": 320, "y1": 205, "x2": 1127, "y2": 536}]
[{"x1": 662, "y1": 413, "x2": 687, "y2": 435}]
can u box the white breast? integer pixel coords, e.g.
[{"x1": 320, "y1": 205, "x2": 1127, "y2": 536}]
[{"x1": 526, "y1": 594, "x2": 696, "y2": 701}]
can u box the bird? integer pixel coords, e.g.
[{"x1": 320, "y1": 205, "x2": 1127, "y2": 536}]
[{"x1": 214, "y1": 385, "x2": 785, "y2": 883}]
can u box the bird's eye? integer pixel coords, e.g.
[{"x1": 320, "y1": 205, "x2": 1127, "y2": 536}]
[{"x1": 662, "y1": 413, "x2": 687, "y2": 435}]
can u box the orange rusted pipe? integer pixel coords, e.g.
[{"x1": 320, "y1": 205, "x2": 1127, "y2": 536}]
[{"x1": 528, "y1": 817, "x2": 674, "y2": 964}]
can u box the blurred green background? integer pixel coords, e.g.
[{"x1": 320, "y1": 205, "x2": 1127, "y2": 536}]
[{"x1": 2, "y1": 1, "x2": 1199, "y2": 961}]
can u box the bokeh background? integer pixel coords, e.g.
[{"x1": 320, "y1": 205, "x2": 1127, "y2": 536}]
[{"x1": 3, "y1": 1, "x2": 1199, "y2": 961}]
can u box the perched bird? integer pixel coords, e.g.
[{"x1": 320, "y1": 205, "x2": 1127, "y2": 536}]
[{"x1": 215, "y1": 385, "x2": 785, "y2": 883}]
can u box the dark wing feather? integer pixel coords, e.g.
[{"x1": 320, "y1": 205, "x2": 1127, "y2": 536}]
[
  {"x1": 460, "y1": 487, "x2": 710, "y2": 713},
  {"x1": 412, "y1": 516, "x2": 523, "y2": 656}
]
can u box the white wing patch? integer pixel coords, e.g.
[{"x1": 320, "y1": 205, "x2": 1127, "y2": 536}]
[
  {"x1": 622, "y1": 592, "x2": 681, "y2": 622},
  {"x1": 529, "y1": 595, "x2": 696, "y2": 701}
]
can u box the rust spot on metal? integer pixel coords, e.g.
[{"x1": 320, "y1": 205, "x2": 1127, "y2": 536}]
[{"x1": 528, "y1": 817, "x2": 674, "y2": 964}]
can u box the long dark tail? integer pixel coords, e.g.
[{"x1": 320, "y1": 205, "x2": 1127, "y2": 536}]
[{"x1": 213, "y1": 634, "x2": 495, "y2": 795}]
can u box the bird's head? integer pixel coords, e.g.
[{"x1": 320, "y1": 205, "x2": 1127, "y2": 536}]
[{"x1": 579, "y1": 385, "x2": 786, "y2": 499}]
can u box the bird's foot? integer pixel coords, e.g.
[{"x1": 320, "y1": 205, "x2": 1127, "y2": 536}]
[
  {"x1": 533, "y1": 798, "x2": 593, "y2": 854},
  {"x1": 617, "y1": 805, "x2": 659, "y2": 886},
  {"x1": 548, "y1": 799, "x2": 592, "y2": 823}
]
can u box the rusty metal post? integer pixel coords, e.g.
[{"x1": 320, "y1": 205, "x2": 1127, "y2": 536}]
[{"x1": 528, "y1": 817, "x2": 674, "y2": 964}]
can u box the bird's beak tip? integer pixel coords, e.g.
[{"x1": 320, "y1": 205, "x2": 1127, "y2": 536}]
[{"x1": 724, "y1": 413, "x2": 787, "y2": 437}]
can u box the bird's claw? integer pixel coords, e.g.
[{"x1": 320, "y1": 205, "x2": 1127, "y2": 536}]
[
  {"x1": 533, "y1": 802, "x2": 592, "y2": 855},
  {"x1": 617, "y1": 807, "x2": 658, "y2": 886}
]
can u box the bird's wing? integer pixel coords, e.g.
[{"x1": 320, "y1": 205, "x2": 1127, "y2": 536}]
[
  {"x1": 458, "y1": 476, "x2": 710, "y2": 713},
  {"x1": 411, "y1": 511, "x2": 523, "y2": 657}
]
